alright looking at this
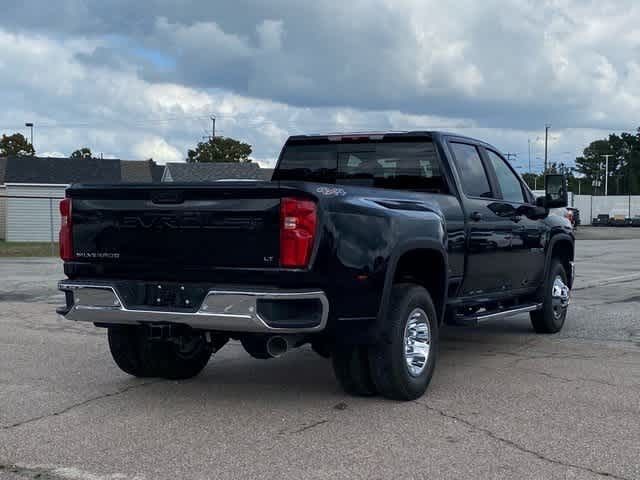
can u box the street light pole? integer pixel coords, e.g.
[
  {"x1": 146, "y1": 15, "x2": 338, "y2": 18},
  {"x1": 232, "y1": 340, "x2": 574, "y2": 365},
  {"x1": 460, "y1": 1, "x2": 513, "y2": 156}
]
[
  {"x1": 601, "y1": 154, "x2": 613, "y2": 196},
  {"x1": 24, "y1": 122, "x2": 34, "y2": 147},
  {"x1": 544, "y1": 124, "x2": 550, "y2": 173}
]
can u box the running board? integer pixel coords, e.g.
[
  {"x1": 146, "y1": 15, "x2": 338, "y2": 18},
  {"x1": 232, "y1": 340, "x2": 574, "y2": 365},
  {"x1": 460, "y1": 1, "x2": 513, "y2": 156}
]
[{"x1": 451, "y1": 303, "x2": 543, "y2": 327}]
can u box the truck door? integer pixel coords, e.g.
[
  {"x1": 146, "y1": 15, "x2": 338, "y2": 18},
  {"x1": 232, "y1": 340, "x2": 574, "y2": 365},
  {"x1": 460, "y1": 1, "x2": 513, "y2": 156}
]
[
  {"x1": 447, "y1": 141, "x2": 515, "y2": 296},
  {"x1": 482, "y1": 148, "x2": 546, "y2": 289}
]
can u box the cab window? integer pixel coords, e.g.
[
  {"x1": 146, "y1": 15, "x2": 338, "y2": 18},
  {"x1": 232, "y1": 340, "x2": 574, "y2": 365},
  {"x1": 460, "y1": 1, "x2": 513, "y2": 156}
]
[
  {"x1": 449, "y1": 142, "x2": 492, "y2": 198},
  {"x1": 486, "y1": 150, "x2": 525, "y2": 203}
]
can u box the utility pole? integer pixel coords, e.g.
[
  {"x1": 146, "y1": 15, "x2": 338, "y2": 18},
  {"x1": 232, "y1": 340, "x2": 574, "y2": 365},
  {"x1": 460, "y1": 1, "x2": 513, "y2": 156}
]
[
  {"x1": 629, "y1": 159, "x2": 632, "y2": 219},
  {"x1": 528, "y1": 138, "x2": 532, "y2": 173},
  {"x1": 199, "y1": 116, "x2": 218, "y2": 163},
  {"x1": 601, "y1": 154, "x2": 613, "y2": 196},
  {"x1": 544, "y1": 124, "x2": 550, "y2": 173},
  {"x1": 505, "y1": 153, "x2": 517, "y2": 163}
]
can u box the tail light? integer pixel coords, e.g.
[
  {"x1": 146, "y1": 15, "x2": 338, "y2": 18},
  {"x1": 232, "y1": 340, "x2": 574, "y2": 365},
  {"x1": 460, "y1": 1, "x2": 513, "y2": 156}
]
[
  {"x1": 59, "y1": 198, "x2": 74, "y2": 261},
  {"x1": 280, "y1": 197, "x2": 317, "y2": 268}
]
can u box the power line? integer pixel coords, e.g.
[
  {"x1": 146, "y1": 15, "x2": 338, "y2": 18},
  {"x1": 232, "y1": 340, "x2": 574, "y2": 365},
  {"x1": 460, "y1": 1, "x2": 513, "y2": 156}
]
[
  {"x1": 0, "y1": 113, "x2": 226, "y2": 131},
  {"x1": 0, "y1": 114, "x2": 638, "y2": 133}
]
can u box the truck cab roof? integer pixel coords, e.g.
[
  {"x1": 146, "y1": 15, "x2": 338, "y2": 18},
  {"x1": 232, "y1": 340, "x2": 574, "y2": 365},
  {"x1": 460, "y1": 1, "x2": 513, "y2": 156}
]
[{"x1": 285, "y1": 131, "x2": 496, "y2": 150}]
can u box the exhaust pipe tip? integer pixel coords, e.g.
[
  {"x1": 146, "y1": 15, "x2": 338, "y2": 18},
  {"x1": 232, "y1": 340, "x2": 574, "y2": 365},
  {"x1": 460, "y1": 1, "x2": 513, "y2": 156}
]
[{"x1": 266, "y1": 336, "x2": 288, "y2": 358}]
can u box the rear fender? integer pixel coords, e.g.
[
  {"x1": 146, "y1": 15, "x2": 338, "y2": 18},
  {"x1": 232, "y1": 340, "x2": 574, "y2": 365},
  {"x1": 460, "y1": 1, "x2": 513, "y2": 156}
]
[{"x1": 373, "y1": 238, "x2": 448, "y2": 341}]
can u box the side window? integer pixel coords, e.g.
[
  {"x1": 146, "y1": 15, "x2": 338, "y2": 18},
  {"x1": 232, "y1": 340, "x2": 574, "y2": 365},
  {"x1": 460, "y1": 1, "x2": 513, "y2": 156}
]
[
  {"x1": 486, "y1": 150, "x2": 525, "y2": 203},
  {"x1": 449, "y1": 142, "x2": 492, "y2": 198}
]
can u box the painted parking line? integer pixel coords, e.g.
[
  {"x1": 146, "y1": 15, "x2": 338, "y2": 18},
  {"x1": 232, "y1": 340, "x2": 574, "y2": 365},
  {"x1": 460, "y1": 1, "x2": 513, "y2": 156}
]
[{"x1": 574, "y1": 272, "x2": 640, "y2": 291}]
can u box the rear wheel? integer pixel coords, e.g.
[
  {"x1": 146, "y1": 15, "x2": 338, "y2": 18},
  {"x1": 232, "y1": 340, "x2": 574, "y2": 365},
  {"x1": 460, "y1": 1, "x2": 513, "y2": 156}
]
[
  {"x1": 107, "y1": 325, "x2": 157, "y2": 377},
  {"x1": 331, "y1": 344, "x2": 377, "y2": 396},
  {"x1": 107, "y1": 326, "x2": 214, "y2": 379},
  {"x1": 368, "y1": 284, "x2": 438, "y2": 401},
  {"x1": 530, "y1": 259, "x2": 570, "y2": 333}
]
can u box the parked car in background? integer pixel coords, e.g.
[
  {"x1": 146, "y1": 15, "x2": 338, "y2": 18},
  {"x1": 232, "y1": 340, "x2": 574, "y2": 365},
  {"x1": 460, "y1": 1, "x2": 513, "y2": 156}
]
[
  {"x1": 567, "y1": 207, "x2": 580, "y2": 227},
  {"x1": 609, "y1": 213, "x2": 627, "y2": 227},
  {"x1": 592, "y1": 214, "x2": 609, "y2": 226},
  {"x1": 549, "y1": 206, "x2": 576, "y2": 230}
]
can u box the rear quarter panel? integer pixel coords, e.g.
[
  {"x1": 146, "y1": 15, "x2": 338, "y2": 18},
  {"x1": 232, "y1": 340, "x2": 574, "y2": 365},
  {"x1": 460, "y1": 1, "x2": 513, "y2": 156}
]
[{"x1": 287, "y1": 182, "x2": 462, "y2": 323}]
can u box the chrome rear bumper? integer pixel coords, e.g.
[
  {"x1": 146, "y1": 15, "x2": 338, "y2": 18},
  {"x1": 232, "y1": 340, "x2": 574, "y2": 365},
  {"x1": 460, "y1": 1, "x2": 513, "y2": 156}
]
[{"x1": 58, "y1": 280, "x2": 328, "y2": 334}]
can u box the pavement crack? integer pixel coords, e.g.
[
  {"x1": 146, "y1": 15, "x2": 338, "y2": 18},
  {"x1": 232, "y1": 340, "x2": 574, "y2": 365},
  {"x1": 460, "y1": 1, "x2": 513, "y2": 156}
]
[
  {"x1": 512, "y1": 366, "x2": 624, "y2": 388},
  {"x1": 1, "y1": 380, "x2": 162, "y2": 431},
  {"x1": 417, "y1": 401, "x2": 631, "y2": 480},
  {"x1": 290, "y1": 419, "x2": 329, "y2": 434}
]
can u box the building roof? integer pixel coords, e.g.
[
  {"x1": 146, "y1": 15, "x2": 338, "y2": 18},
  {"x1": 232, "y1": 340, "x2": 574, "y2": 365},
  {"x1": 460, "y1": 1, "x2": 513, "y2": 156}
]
[
  {"x1": 256, "y1": 168, "x2": 273, "y2": 181},
  {"x1": 1, "y1": 156, "x2": 163, "y2": 184},
  {"x1": 163, "y1": 162, "x2": 265, "y2": 182},
  {"x1": 120, "y1": 159, "x2": 157, "y2": 183}
]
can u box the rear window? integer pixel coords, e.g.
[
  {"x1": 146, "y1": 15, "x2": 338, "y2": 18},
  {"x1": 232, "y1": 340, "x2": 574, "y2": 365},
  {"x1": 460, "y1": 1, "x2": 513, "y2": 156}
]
[{"x1": 273, "y1": 141, "x2": 448, "y2": 193}]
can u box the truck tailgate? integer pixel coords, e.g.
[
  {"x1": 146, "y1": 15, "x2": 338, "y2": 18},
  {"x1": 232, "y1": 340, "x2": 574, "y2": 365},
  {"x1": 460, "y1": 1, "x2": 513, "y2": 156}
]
[{"x1": 67, "y1": 183, "x2": 291, "y2": 269}]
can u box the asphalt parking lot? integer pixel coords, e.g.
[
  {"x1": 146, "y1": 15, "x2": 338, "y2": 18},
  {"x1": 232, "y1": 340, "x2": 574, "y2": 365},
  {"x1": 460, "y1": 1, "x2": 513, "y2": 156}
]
[{"x1": 1, "y1": 228, "x2": 639, "y2": 480}]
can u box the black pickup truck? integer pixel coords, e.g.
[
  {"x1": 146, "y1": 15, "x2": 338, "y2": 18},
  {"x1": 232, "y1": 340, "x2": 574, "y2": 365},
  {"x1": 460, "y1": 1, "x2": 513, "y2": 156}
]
[{"x1": 57, "y1": 132, "x2": 574, "y2": 400}]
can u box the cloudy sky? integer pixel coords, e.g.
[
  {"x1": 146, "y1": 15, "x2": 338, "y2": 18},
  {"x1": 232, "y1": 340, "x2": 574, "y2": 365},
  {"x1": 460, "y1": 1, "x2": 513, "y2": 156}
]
[{"x1": 0, "y1": 0, "x2": 639, "y2": 170}]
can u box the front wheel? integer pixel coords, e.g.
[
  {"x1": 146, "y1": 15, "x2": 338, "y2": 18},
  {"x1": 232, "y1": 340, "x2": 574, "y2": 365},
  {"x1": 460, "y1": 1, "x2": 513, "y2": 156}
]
[
  {"x1": 530, "y1": 259, "x2": 570, "y2": 333},
  {"x1": 108, "y1": 326, "x2": 214, "y2": 380},
  {"x1": 368, "y1": 284, "x2": 439, "y2": 401}
]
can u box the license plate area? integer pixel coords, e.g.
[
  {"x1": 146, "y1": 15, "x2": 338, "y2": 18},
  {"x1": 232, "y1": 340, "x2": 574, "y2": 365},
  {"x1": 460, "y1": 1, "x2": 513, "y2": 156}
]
[{"x1": 121, "y1": 282, "x2": 209, "y2": 311}]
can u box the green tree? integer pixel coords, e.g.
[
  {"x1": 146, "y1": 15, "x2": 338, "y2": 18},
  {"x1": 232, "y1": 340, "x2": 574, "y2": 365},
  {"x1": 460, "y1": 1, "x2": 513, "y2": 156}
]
[
  {"x1": 575, "y1": 128, "x2": 640, "y2": 195},
  {"x1": 0, "y1": 133, "x2": 35, "y2": 156},
  {"x1": 522, "y1": 172, "x2": 544, "y2": 190},
  {"x1": 187, "y1": 136, "x2": 252, "y2": 163},
  {"x1": 70, "y1": 147, "x2": 93, "y2": 159}
]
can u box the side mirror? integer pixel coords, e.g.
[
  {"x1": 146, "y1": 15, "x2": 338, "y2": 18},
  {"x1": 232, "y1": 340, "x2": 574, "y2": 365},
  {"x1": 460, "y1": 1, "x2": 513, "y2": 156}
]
[{"x1": 537, "y1": 174, "x2": 568, "y2": 209}]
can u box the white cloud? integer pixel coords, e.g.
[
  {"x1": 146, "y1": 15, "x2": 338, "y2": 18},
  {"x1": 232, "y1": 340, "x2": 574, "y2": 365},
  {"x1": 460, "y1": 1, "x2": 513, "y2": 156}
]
[
  {"x1": 132, "y1": 137, "x2": 182, "y2": 164},
  {"x1": 0, "y1": 1, "x2": 639, "y2": 172},
  {"x1": 39, "y1": 151, "x2": 65, "y2": 158}
]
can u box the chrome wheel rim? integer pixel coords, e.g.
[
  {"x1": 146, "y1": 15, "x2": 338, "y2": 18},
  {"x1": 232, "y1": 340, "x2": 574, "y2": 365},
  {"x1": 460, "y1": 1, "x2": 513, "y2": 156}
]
[
  {"x1": 551, "y1": 275, "x2": 570, "y2": 320},
  {"x1": 404, "y1": 308, "x2": 431, "y2": 377}
]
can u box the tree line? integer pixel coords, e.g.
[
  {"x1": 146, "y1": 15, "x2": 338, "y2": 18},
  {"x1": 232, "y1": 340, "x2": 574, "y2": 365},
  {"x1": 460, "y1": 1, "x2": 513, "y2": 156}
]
[
  {"x1": 522, "y1": 127, "x2": 640, "y2": 195},
  {"x1": 2, "y1": 127, "x2": 639, "y2": 195},
  {"x1": 0, "y1": 133, "x2": 253, "y2": 163}
]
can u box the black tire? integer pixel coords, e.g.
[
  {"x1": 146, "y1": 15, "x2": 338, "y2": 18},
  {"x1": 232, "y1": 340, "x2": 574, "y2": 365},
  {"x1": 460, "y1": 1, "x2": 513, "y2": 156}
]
[
  {"x1": 530, "y1": 259, "x2": 569, "y2": 334},
  {"x1": 311, "y1": 339, "x2": 332, "y2": 359},
  {"x1": 107, "y1": 326, "x2": 213, "y2": 380},
  {"x1": 368, "y1": 284, "x2": 439, "y2": 401},
  {"x1": 331, "y1": 344, "x2": 377, "y2": 396},
  {"x1": 154, "y1": 334, "x2": 214, "y2": 380},
  {"x1": 107, "y1": 325, "x2": 158, "y2": 377}
]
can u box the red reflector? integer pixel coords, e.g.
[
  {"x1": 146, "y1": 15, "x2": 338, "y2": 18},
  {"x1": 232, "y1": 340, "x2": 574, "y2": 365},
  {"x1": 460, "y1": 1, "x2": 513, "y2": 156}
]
[
  {"x1": 59, "y1": 198, "x2": 74, "y2": 261},
  {"x1": 280, "y1": 197, "x2": 317, "y2": 268}
]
